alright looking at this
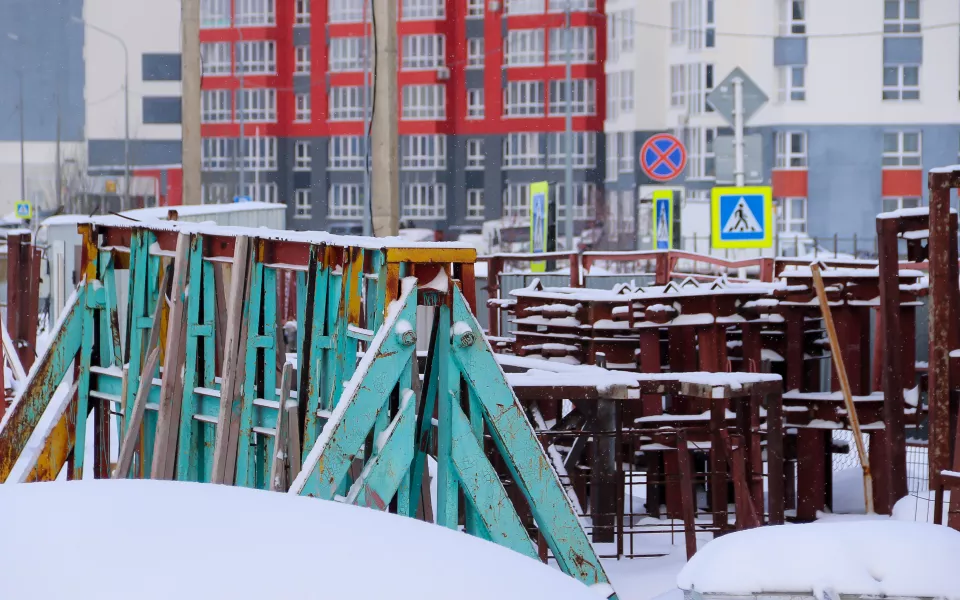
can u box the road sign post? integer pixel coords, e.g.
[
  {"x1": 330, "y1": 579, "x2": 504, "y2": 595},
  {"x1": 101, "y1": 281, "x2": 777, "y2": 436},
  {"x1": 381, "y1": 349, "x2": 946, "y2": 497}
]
[
  {"x1": 707, "y1": 68, "x2": 769, "y2": 190},
  {"x1": 529, "y1": 182, "x2": 550, "y2": 272},
  {"x1": 640, "y1": 134, "x2": 687, "y2": 182},
  {"x1": 711, "y1": 186, "x2": 773, "y2": 249},
  {"x1": 652, "y1": 190, "x2": 673, "y2": 250}
]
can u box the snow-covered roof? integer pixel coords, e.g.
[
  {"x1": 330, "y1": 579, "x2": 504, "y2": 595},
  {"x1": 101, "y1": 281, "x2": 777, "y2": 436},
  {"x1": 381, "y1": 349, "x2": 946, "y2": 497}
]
[
  {"x1": 82, "y1": 215, "x2": 475, "y2": 251},
  {"x1": 123, "y1": 201, "x2": 284, "y2": 220},
  {"x1": 877, "y1": 205, "x2": 957, "y2": 219},
  {"x1": 929, "y1": 164, "x2": 960, "y2": 174},
  {"x1": 677, "y1": 521, "x2": 960, "y2": 599},
  {"x1": 0, "y1": 480, "x2": 604, "y2": 599}
]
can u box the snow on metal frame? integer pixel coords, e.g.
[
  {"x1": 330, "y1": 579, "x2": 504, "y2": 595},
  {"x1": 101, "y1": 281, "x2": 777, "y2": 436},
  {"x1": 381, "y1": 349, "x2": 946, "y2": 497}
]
[{"x1": 84, "y1": 215, "x2": 476, "y2": 252}]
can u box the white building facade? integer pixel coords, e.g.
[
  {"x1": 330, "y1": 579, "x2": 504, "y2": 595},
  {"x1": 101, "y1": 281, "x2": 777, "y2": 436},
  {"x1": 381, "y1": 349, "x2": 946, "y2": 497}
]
[{"x1": 605, "y1": 0, "x2": 960, "y2": 254}]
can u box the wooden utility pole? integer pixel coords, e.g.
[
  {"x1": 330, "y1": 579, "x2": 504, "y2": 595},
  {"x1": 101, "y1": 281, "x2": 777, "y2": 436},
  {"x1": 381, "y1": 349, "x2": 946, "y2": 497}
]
[
  {"x1": 181, "y1": 0, "x2": 202, "y2": 205},
  {"x1": 371, "y1": 0, "x2": 399, "y2": 237}
]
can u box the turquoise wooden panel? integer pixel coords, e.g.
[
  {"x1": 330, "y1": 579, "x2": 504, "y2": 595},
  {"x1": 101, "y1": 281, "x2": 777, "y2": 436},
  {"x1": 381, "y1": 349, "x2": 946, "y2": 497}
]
[{"x1": 176, "y1": 235, "x2": 206, "y2": 482}]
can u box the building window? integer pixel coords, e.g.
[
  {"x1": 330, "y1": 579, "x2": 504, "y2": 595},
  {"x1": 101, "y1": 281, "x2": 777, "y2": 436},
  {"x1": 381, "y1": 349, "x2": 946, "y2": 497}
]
[
  {"x1": 295, "y1": 46, "x2": 311, "y2": 73},
  {"x1": 403, "y1": 183, "x2": 447, "y2": 219},
  {"x1": 402, "y1": 34, "x2": 445, "y2": 70},
  {"x1": 295, "y1": 93, "x2": 311, "y2": 122},
  {"x1": 401, "y1": 135, "x2": 447, "y2": 170},
  {"x1": 295, "y1": 0, "x2": 311, "y2": 25},
  {"x1": 549, "y1": 79, "x2": 596, "y2": 116},
  {"x1": 294, "y1": 141, "x2": 312, "y2": 171},
  {"x1": 329, "y1": 0, "x2": 365, "y2": 23},
  {"x1": 882, "y1": 197, "x2": 922, "y2": 213},
  {"x1": 884, "y1": 0, "x2": 920, "y2": 34},
  {"x1": 607, "y1": 73, "x2": 620, "y2": 120},
  {"x1": 548, "y1": 27, "x2": 596, "y2": 64},
  {"x1": 670, "y1": 1, "x2": 684, "y2": 46},
  {"x1": 621, "y1": 190, "x2": 636, "y2": 234},
  {"x1": 467, "y1": 0, "x2": 484, "y2": 18},
  {"x1": 466, "y1": 189, "x2": 485, "y2": 220},
  {"x1": 883, "y1": 65, "x2": 920, "y2": 100},
  {"x1": 241, "y1": 137, "x2": 278, "y2": 171},
  {"x1": 505, "y1": 29, "x2": 545, "y2": 66},
  {"x1": 505, "y1": 0, "x2": 545, "y2": 15},
  {"x1": 402, "y1": 0, "x2": 445, "y2": 20},
  {"x1": 329, "y1": 86, "x2": 368, "y2": 121},
  {"x1": 883, "y1": 131, "x2": 922, "y2": 167},
  {"x1": 684, "y1": 127, "x2": 717, "y2": 180},
  {"x1": 402, "y1": 85, "x2": 446, "y2": 120},
  {"x1": 618, "y1": 132, "x2": 634, "y2": 174},
  {"x1": 503, "y1": 133, "x2": 544, "y2": 168},
  {"x1": 201, "y1": 90, "x2": 232, "y2": 123},
  {"x1": 606, "y1": 190, "x2": 620, "y2": 242},
  {"x1": 607, "y1": 9, "x2": 635, "y2": 62},
  {"x1": 330, "y1": 37, "x2": 370, "y2": 72},
  {"x1": 780, "y1": 0, "x2": 806, "y2": 35},
  {"x1": 619, "y1": 71, "x2": 634, "y2": 114},
  {"x1": 235, "y1": 0, "x2": 276, "y2": 26},
  {"x1": 202, "y1": 138, "x2": 233, "y2": 171},
  {"x1": 550, "y1": 183, "x2": 596, "y2": 221},
  {"x1": 201, "y1": 0, "x2": 231, "y2": 28},
  {"x1": 775, "y1": 131, "x2": 808, "y2": 168},
  {"x1": 775, "y1": 197, "x2": 807, "y2": 233},
  {"x1": 677, "y1": 62, "x2": 711, "y2": 115},
  {"x1": 294, "y1": 189, "x2": 312, "y2": 220},
  {"x1": 236, "y1": 89, "x2": 277, "y2": 122},
  {"x1": 547, "y1": 132, "x2": 596, "y2": 168},
  {"x1": 329, "y1": 136, "x2": 367, "y2": 170},
  {"x1": 503, "y1": 183, "x2": 531, "y2": 218},
  {"x1": 547, "y1": 0, "x2": 595, "y2": 11},
  {"x1": 606, "y1": 134, "x2": 618, "y2": 181},
  {"x1": 670, "y1": 65, "x2": 686, "y2": 107},
  {"x1": 241, "y1": 183, "x2": 279, "y2": 203},
  {"x1": 504, "y1": 81, "x2": 544, "y2": 117},
  {"x1": 466, "y1": 139, "x2": 485, "y2": 169},
  {"x1": 704, "y1": 0, "x2": 715, "y2": 47},
  {"x1": 467, "y1": 88, "x2": 485, "y2": 119},
  {"x1": 329, "y1": 184, "x2": 365, "y2": 219},
  {"x1": 236, "y1": 41, "x2": 277, "y2": 74},
  {"x1": 201, "y1": 42, "x2": 231, "y2": 75},
  {"x1": 202, "y1": 183, "x2": 230, "y2": 204},
  {"x1": 467, "y1": 38, "x2": 484, "y2": 68},
  {"x1": 779, "y1": 66, "x2": 806, "y2": 102}
]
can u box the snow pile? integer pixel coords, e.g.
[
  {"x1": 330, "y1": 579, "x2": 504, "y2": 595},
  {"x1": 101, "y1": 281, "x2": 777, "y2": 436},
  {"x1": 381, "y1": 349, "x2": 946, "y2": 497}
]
[
  {"x1": 0, "y1": 480, "x2": 603, "y2": 599},
  {"x1": 677, "y1": 521, "x2": 960, "y2": 599}
]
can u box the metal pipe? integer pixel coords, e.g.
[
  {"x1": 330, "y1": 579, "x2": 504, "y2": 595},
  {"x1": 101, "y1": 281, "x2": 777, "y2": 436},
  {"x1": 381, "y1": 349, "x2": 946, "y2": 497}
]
[
  {"x1": 564, "y1": 5, "x2": 573, "y2": 252},
  {"x1": 733, "y1": 76, "x2": 745, "y2": 188},
  {"x1": 71, "y1": 20, "x2": 129, "y2": 212},
  {"x1": 237, "y1": 26, "x2": 246, "y2": 201}
]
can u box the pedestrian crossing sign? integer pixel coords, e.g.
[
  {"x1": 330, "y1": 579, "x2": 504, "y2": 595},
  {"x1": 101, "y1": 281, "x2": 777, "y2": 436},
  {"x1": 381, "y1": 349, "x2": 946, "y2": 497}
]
[
  {"x1": 14, "y1": 200, "x2": 32, "y2": 220},
  {"x1": 711, "y1": 186, "x2": 773, "y2": 249},
  {"x1": 652, "y1": 189, "x2": 673, "y2": 250}
]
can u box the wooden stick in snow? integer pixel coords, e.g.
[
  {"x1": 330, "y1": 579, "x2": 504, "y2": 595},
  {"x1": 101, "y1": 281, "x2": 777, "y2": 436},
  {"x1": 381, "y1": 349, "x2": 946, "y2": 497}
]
[
  {"x1": 151, "y1": 234, "x2": 192, "y2": 480},
  {"x1": 810, "y1": 262, "x2": 875, "y2": 514},
  {"x1": 114, "y1": 347, "x2": 160, "y2": 478},
  {"x1": 269, "y1": 363, "x2": 294, "y2": 491},
  {"x1": 211, "y1": 237, "x2": 251, "y2": 485}
]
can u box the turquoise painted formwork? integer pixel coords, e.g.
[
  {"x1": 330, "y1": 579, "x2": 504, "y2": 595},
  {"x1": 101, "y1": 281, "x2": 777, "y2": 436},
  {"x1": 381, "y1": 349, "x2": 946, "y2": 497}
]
[
  {"x1": 291, "y1": 278, "x2": 615, "y2": 596},
  {"x1": 2, "y1": 225, "x2": 615, "y2": 597}
]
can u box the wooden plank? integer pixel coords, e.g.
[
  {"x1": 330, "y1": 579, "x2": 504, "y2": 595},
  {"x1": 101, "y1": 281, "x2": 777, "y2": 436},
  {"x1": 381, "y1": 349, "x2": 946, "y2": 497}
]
[
  {"x1": 151, "y1": 233, "x2": 192, "y2": 480},
  {"x1": 114, "y1": 347, "x2": 160, "y2": 478},
  {"x1": 269, "y1": 363, "x2": 293, "y2": 491},
  {"x1": 676, "y1": 430, "x2": 698, "y2": 560},
  {"x1": 211, "y1": 236, "x2": 251, "y2": 485}
]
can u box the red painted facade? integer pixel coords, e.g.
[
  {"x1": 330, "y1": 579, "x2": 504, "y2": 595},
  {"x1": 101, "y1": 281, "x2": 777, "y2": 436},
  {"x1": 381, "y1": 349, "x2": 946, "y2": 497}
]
[
  {"x1": 881, "y1": 169, "x2": 923, "y2": 198},
  {"x1": 771, "y1": 169, "x2": 808, "y2": 198},
  {"x1": 198, "y1": 0, "x2": 606, "y2": 143}
]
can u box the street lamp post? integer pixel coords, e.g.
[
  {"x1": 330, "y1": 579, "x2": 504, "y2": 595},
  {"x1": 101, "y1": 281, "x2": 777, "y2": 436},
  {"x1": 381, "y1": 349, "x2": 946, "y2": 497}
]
[
  {"x1": 72, "y1": 17, "x2": 129, "y2": 212},
  {"x1": 7, "y1": 34, "x2": 25, "y2": 205}
]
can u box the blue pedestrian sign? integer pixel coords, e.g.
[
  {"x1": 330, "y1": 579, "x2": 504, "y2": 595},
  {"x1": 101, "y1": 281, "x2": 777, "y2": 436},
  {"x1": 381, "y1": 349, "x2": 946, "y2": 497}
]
[
  {"x1": 711, "y1": 186, "x2": 773, "y2": 249},
  {"x1": 529, "y1": 181, "x2": 549, "y2": 273},
  {"x1": 14, "y1": 200, "x2": 32, "y2": 220},
  {"x1": 640, "y1": 133, "x2": 687, "y2": 182},
  {"x1": 233, "y1": 195, "x2": 252, "y2": 203},
  {"x1": 652, "y1": 189, "x2": 673, "y2": 250}
]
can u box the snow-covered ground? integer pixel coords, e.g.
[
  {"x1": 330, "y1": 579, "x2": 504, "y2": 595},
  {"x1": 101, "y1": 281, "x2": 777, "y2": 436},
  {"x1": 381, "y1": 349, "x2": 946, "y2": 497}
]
[{"x1": 0, "y1": 480, "x2": 608, "y2": 599}]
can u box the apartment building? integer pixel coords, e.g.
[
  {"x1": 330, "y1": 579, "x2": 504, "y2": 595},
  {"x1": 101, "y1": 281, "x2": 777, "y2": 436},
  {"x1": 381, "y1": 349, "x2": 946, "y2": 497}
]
[
  {"x1": 609, "y1": 0, "x2": 960, "y2": 252},
  {"x1": 196, "y1": 0, "x2": 608, "y2": 236}
]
